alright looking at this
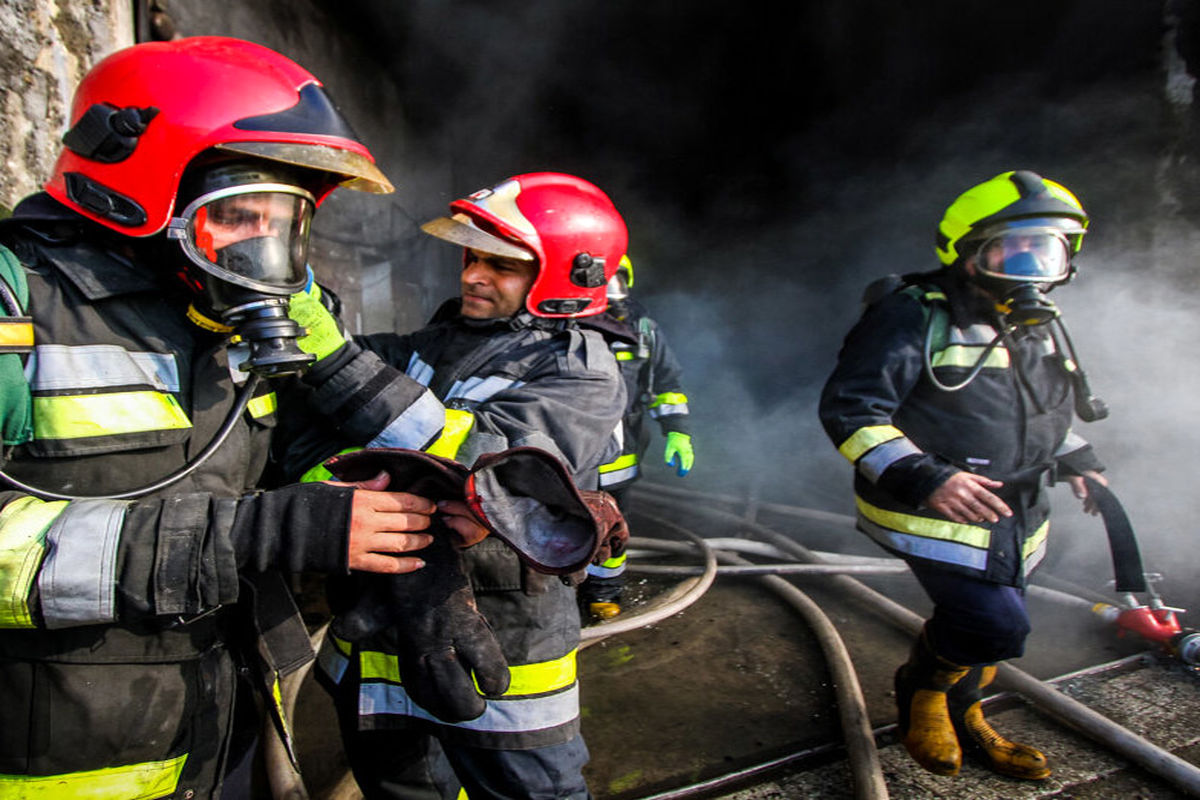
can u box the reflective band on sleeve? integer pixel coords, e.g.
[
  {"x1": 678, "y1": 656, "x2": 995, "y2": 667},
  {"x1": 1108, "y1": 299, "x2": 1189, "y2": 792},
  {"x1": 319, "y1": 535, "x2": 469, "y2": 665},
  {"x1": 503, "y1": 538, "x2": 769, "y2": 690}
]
[
  {"x1": 38, "y1": 499, "x2": 129, "y2": 628},
  {"x1": 425, "y1": 408, "x2": 475, "y2": 460},
  {"x1": 1054, "y1": 430, "x2": 1088, "y2": 457},
  {"x1": 445, "y1": 375, "x2": 525, "y2": 405},
  {"x1": 405, "y1": 352, "x2": 435, "y2": 387},
  {"x1": 33, "y1": 392, "x2": 191, "y2": 440},
  {"x1": 614, "y1": 350, "x2": 635, "y2": 361},
  {"x1": 855, "y1": 496, "x2": 991, "y2": 549},
  {"x1": 246, "y1": 391, "x2": 277, "y2": 420},
  {"x1": 0, "y1": 319, "x2": 33, "y2": 351},
  {"x1": 0, "y1": 497, "x2": 67, "y2": 628},
  {"x1": 29, "y1": 345, "x2": 180, "y2": 392},
  {"x1": 0, "y1": 754, "x2": 187, "y2": 799},
  {"x1": 857, "y1": 436, "x2": 923, "y2": 483},
  {"x1": 367, "y1": 389, "x2": 447, "y2": 450},
  {"x1": 599, "y1": 453, "x2": 638, "y2": 487},
  {"x1": 648, "y1": 392, "x2": 689, "y2": 418},
  {"x1": 931, "y1": 345, "x2": 1010, "y2": 369},
  {"x1": 837, "y1": 424, "x2": 904, "y2": 463}
]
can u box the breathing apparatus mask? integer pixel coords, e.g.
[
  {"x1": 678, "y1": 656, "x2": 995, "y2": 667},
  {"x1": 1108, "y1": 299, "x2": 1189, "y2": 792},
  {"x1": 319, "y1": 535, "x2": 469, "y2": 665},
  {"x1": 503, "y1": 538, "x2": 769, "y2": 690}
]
[
  {"x1": 166, "y1": 163, "x2": 319, "y2": 377},
  {"x1": 965, "y1": 221, "x2": 1075, "y2": 328},
  {"x1": 932, "y1": 219, "x2": 1107, "y2": 421}
]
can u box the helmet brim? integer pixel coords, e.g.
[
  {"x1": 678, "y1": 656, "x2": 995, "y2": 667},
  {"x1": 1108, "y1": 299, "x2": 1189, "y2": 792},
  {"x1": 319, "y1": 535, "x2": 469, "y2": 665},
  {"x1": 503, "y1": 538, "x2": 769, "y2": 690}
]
[
  {"x1": 421, "y1": 213, "x2": 536, "y2": 261},
  {"x1": 216, "y1": 141, "x2": 394, "y2": 194}
]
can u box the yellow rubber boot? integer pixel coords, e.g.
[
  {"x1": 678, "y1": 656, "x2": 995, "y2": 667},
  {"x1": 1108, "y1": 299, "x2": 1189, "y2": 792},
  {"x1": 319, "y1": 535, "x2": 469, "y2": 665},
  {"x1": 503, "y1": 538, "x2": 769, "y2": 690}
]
[
  {"x1": 951, "y1": 665, "x2": 1051, "y2": 780},
  {"x1": 895, "y1": 637, "x2": 970, "y2": 776}
]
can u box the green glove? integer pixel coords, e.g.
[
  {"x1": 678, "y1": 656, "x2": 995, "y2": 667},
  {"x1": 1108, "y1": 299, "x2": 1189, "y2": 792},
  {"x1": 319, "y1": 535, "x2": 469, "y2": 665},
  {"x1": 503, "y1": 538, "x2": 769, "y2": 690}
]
[
  {"x1": 664, "y1": 431, "x2": 694, "y2": 477},
  {"x1": 288, "y1": 280, "x2": 347, "y2": 362}
]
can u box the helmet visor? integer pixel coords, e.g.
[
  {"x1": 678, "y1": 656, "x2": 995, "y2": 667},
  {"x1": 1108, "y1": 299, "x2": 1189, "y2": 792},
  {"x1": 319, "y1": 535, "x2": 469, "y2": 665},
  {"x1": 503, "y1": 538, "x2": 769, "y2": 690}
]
[
  {"x1": 168, "y1": 184, "x2": 314, "y2": 294},
  {"x1": 974, "y1": 228, "x2": 1072, "y2": 284}
]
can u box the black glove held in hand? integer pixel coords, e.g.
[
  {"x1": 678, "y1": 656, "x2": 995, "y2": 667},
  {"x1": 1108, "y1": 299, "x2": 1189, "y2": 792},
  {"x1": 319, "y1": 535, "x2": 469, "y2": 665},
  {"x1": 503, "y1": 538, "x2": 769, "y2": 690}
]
[{"x1": 332, "y1": 529, "x2": 509, "y2": 722}]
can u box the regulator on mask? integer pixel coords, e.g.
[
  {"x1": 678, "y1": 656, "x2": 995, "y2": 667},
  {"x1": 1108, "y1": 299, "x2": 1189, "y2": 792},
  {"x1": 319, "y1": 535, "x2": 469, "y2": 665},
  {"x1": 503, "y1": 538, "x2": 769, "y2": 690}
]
[{"x1": 167, "y1": 162, "x2": 318, "y2": 377}]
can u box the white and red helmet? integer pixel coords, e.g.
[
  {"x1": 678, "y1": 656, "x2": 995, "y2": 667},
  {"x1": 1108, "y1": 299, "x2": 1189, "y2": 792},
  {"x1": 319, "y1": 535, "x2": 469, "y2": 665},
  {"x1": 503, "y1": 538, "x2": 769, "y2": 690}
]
[
  {"x1": 422, "y1": 172, "x2": 629, "y2": 318},
  {"x1": 45, "y1": 36, "x2": 392, "y2": 237}
]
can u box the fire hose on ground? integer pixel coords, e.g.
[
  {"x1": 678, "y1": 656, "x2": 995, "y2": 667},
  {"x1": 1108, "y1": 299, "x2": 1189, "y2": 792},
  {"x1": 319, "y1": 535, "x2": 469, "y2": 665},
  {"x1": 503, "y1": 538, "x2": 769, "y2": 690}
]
[{"x1": 636, "y1": 481, "x2": 1200, "y2": 798}]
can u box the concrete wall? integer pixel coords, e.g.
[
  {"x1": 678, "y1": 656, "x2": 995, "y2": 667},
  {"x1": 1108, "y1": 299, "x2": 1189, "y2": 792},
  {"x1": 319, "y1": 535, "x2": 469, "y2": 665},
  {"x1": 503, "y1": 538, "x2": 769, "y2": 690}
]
[{"x1": 0, "y1": 0, "x2": 133, "y2": 216}]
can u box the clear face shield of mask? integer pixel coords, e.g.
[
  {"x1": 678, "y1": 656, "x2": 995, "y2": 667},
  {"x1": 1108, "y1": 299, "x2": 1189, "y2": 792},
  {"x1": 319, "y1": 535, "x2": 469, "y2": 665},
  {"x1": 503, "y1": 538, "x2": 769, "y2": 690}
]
[
  {"x1": 167, "y1": 183, "x2": 317, "y2": 376},
  {"x1": 969, "y1": 226, "x2": 1075, "y2": 327}
]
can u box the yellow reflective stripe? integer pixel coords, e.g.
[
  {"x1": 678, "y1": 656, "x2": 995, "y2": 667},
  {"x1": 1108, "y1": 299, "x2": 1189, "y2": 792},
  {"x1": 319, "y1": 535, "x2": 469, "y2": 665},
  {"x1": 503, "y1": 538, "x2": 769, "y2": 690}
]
[
  {"x1": 456, "y1": 789, "x2": 469, "y2": 800},
  {"x1": 0, "y1": 497, "x2": 67, "y2": 628},
  {"x1": 33, "y1": 392, "x2": 191, "y2": 440},
  {"x1": 599, "y1": 453, "x2": 638, "y2": 473},
  {"x1": 855, "y1": 496, "x2": 991, "y2": 549},
  {"x1": 838, "y1": 424, "x2": 904, "y2": 463},
  {"x1": 599, "y1": 552, "x2": 627, "y2": 570},
  {"x1": 246, "y1": 391, "x2": 277, "y2": 419},
  {"x1": 360, "y1": 648, "x2": 578, "y2": 696},
  {"x1": 1022, "y1": 519, "x2": 1050, "y2": 559},
  {"x1": 650, "y1": 392, "x2": 688, "y2": 408},
  {"x1": 614, "y1": 350, "x2": 635, "y2": 361},
  {"x1": 0, "y1": 319, "x2": 33, "y2": 349},
  {"x1": 0, "y1": 754, "x2": 187, "y2": 799},
  {"x1": 425, "y1": 408, "x2": 475, "y2": 460},
  {"x1": 501, "y1": 649, "x2": 576, "y2": 696},
  {"x1": 300, "y1": 447, "x2": 363, "y2": 483},
  {"x1": 931, "y1": 345, "x2": 1010, "y2": 369}
]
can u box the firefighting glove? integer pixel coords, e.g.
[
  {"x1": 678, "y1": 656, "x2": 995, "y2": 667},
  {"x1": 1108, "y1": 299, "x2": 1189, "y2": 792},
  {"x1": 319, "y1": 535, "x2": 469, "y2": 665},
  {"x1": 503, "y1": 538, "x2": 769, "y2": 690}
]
[
  {"x1": 288, "y1": 271, "x2": 348, "y2": 362},
  {"x1": 377, "y1": 531, "x2": 510, "y2": 722},
  {"x1": 664, "y1": 431, "x2": 694, "y2": 477},
  {"x1": 580, "y1": 489, "x2": 630, "y2": 567}
]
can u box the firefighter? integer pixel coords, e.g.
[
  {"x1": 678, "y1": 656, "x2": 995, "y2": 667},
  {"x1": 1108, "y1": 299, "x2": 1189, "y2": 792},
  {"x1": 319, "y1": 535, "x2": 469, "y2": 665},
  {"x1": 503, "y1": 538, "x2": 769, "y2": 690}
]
[
  {"x1": 579, "y1": 256, "x2": 694, "y2": 618},
  {"x1": 819, "y1": 171, "x2": 1109, "y2": 780},
  {"x1": 279, "y1": 172, "x2": 627, "y2": 799},
  {"x1": 0, "y1": 37, "x2": 468, "y2": 799}
]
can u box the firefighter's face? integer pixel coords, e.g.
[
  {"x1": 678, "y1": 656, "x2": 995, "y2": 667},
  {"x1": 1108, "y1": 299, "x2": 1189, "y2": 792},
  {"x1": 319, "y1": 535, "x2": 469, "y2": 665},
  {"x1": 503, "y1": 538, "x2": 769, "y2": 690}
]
[
  {"x1": 460, "y1": 248, "x2": 538, "y2": 319},
  {"x1": 197, "y1": 193, "x2": 301, "y2": 252}
]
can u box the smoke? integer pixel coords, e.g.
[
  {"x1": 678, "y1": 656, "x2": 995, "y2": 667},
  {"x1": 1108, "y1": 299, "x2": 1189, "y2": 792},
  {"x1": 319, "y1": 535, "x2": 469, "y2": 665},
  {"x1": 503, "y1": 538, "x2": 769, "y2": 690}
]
[{"x1": 336, "y1": 0, "x2": 1197, "y2": 610}]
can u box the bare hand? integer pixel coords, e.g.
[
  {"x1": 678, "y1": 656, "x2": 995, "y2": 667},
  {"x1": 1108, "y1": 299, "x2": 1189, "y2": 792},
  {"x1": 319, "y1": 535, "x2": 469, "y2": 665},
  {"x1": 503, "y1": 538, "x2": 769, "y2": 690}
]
[
  {"x1": 438, "y1": 498, "x2": 491, "y2": 548},
  {"x1": 925, "y1": 471, "x2": 1013, "y2": 524},
  {"x1": 327, "y1": 471, "x2": 438, "y2": 573},
  {"x1": 1065, "y1": 470, "x2": 1108, "y2": 516}
]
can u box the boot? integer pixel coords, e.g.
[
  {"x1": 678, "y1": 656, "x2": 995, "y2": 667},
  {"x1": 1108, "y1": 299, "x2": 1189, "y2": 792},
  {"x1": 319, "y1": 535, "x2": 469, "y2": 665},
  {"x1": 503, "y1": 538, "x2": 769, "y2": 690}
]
[
  {"x1": 894, "y1": 634, "x2": 970, "y2": 776},
  {"x1": 949, "y1": 665, "x2": 1051, "y2": 780}
]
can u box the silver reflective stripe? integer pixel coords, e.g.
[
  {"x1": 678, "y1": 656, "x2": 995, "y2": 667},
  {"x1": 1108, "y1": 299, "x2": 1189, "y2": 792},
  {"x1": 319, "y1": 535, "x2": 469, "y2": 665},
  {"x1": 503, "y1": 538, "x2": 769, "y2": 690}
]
[
  {"x1": 586, "y1": 561, "x2": 626, "y2": 578},
  {"x1": 38, "y1": 499, "x2": 129, "y2": 628},
  {"x1": 368, "y1": 389, "x2": 446, "y2": 449},
  {"x1": 1055, "y1": 430, "x2": 1088, "y2": 457},
  {"x1": 1023, "y1": 537, "x2": 1047, "y2": 576},
  {"x1": 648, "y1": 403, "x2": 688, "y2": 418},
  {"x1": 857, "y1": 436, "x2": 923, "y2": 483},
  {"x1": 317, "y1": 636, "x2": 351, "y2": 684},
  {"x1": 445, "y1": 375, "x2": 525, "y2": 404},
  {"x1": 857, "y1": 514, "x2": 988, "y2": 570},
  {"x1": 948, "y1": 323, "x2": 1000, "y2": 345},
  {"x1": 406, "y1": 352, "x2": 435, "y2": 387},
  {"x1": 359, "y1": 681, "x2": 580, "y2": 733},
  {"x1": 27, "y1": 345, "x2": 180, "y2": 392},
  {"x1": 599, "y1": 464, "x2": 638, "y2": 486}
]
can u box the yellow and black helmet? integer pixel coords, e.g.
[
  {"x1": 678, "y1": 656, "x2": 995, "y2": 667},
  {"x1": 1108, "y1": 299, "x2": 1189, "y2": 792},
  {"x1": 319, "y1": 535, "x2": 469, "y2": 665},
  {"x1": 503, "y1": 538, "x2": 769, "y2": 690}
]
[{"x1": 936, "y1": 170, "x2": 1088, "y2": 268}]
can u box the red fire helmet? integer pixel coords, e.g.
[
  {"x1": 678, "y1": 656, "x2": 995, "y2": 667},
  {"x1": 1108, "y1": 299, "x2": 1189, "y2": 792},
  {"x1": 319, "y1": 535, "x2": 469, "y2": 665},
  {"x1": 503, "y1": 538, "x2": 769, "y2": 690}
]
[
  {"x1": 45, "y1": 36, "x2": 393, "y2": 237},
  {"x1": 422, "y1": 172, "x2": 629, "y2": 318}
]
